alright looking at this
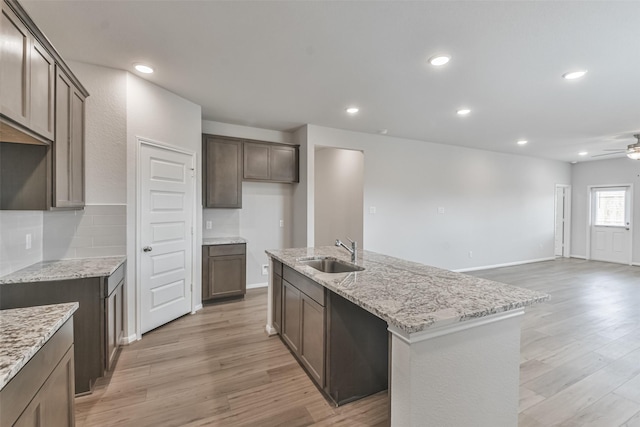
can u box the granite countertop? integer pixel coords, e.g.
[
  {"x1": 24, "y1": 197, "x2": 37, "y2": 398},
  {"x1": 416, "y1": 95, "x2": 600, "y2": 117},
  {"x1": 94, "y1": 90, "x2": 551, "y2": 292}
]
[
  {"x1": 0, "y1": 256, "x2": 126, "y2": 285},
  {"x1": 0, "y1": 302, "x2": 78, "y2": 390},
  {"x1": 203, "y1": 236, "x2": 247, "y2": 246},
  {"x1": 266, "y1": 247, "x2": 549, "y2": 334}
]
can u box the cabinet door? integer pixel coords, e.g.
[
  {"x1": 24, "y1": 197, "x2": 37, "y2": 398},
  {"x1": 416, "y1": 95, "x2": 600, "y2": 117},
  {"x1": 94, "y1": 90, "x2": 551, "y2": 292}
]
[
  {"x1": 54, "y1": 68, "x2": 85, "y2": 208},
  {"x1": 0, "y1": 3, "x2": 30, "y2": 127},
  {"x1": 208, "y1": 254, "x2": 246, "y2": 299},
  {"x1": 270, "y1": 145, "x2": 298, "y2": 182},
  {"x1": 29, "y1": 39, "x2": 55, "y2": 140},
  {"x1": 272, "y1": 273, "x2": 282, "y2": 334},
  {"x1": 106, "y1": 281, "x2": 123, "y2": 371},
  {"x1": 282, "y1": 280, "x2": 301, "y2": 354},
  {"x1": 300, "y1": 294, "x2": 325, "y2": 386},
  {"x1": 203, "y1": 136, "x2": 242, "y2": 208},
  {"x1": 243, "y1": 142, "x2": 270, "y2": 180}
]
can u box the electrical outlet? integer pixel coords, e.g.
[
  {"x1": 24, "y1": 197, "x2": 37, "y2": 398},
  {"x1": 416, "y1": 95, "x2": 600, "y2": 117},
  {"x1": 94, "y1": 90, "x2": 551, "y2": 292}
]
[
  {"x1": 279, "y1": 219, "x2": 284, "y2": 228},
  {"x1": 261, "y1": 264, "x2": 269, "y2": 275},
  {"x1": 438, "y1": 207, "x2": 445, "y2": 214},
  {"x1": 369, "y1": 206, "x2": 377, "y2": 214},
  {"x1": 468, "y1": 251, "x2": 473, "y2": 258},
  {"x1": 205, "y1": 221, "x2": 212, "y2": 230},
  {"x1": 25, "y1": 233, "x2": 32, "y2": 250}
]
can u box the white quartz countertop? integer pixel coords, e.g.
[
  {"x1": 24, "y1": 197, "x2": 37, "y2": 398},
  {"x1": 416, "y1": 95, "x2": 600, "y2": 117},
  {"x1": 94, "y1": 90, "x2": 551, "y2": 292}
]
[
  {"x1": 0, "y1": 302, "x2": 78, "y2": 390},
  {"x1": 266, "y1": 247, "x2": 549, "y2": 334},
  {"x1": 0, "y1": 256, "x2": 125, "y2": 285},
  {"x1": 202, "y1": 236, "x2": 247, "y2": 245}
]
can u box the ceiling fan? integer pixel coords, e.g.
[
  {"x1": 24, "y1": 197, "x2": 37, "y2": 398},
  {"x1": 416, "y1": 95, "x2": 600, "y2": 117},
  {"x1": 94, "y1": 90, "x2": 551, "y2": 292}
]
[{"x1": 592, "y1": 134, "x2": 640, "y2": 160}]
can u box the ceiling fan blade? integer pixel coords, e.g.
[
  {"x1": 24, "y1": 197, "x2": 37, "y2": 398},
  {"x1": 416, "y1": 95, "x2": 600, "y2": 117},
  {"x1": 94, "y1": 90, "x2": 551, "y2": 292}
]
[
  {"x1": 602, "y1": 149, "x2": 626, "y2": 152},
  {"x1": 592, "y1": 152, "x2": 625, "y2": 158}
]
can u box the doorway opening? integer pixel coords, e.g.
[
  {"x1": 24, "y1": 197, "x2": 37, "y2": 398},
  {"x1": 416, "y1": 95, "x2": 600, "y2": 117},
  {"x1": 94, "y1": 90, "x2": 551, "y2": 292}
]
[
  {"x1": 314, "y1": 147, "x2": 364, "y2": 247},
  {"x1": 554, "y1": 185, "x2": 571, "y2": 258}
]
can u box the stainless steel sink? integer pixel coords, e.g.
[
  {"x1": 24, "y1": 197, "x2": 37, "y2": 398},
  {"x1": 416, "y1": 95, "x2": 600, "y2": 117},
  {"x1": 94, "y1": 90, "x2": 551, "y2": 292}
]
[{"x1": 299, "y1": 258, "x2": 364, "y2": 273}]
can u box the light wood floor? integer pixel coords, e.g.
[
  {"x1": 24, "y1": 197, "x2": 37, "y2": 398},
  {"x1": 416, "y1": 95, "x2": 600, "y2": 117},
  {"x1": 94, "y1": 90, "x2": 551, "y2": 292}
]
[{"x1": 76, "y1": 258, "x2": 640, "y2": 426}]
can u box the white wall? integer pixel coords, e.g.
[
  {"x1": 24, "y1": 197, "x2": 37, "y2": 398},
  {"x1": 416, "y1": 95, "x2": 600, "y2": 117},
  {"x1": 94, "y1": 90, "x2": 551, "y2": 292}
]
[
  {"x1": 296, "y1": 125, "x2": 571, "y2": 271},
  {"x1": 0, "y1": 211, "x2": 43, "y2": 276},
  {"x1": 570, "y1": 157, "x2": 640, "y2": 265},
  {"x1": 314, "y1": 147, "x2": 364, "y2": 246},
  {"x1": 202, "y1": 120, "x2": 294, "y2": 287},
  {"x1": 126, "y1": 73, "x2": 202, "y2": 339}
]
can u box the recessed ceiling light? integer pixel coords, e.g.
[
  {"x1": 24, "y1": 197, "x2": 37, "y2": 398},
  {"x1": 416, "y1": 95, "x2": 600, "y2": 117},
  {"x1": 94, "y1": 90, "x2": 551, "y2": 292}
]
[
  {"x1": 346, "y1": 107, "x2": 359, "y2": 114},
  {"x1": 429, "y1": 55, "x2": 451, "y2": 66},
  {"x1": 571, "y1": 161, "x2": 578, "y2": 164},
  {"x1": 578, "y1": 151, "x2": 588, "y2": 156},
  {"x1": 456, "y1": 108, "x2": 471, "y2": 116},
  {"x1": 517, "y1": 140, "x2": 528, "y2": 145},
  {"x1": 378, "y1": 129, "x2": 388, "y2": 135},
  {"x1": 562, "y1": 70, "x2": 587, "y2": 80},
  {"x1": 134, "y1": 64, "x2": 154, "y2": 74}
]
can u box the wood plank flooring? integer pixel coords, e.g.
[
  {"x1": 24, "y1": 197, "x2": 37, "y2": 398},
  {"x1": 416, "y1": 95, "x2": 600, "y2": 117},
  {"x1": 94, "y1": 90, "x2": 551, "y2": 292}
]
[{"x1": 76, "y1": 258, "x2": 639, "y2": 426}]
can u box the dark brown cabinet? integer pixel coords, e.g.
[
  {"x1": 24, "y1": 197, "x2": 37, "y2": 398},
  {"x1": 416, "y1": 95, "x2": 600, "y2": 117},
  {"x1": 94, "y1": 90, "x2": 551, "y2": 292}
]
[
  {"x1": 0, "y1": 262, "x2": 126, "y2": 394},
  {"x1": 0, "y1": 318, "x2": 75, "y2": 427},
  {"x1": 203, "y1": 135, "x2": 243, "y2": 208},
  {"x1": 54, "y1": 67, "x2": 86, "y2": 208},
  {"x1": 202, "y1": 243, "x2": 247, "y2": 301},
  {"x1": 0, "y1": 0, "x2": 55, "y2": 142},
  {"x1": 273, "y1": 263, "x2": 388, "y2": 406},
  {"x1": 280, "y1": 266, "x2": 326, "y2": 387},
  {"x1": 272, "y1": 260, "x2": 283, "y2": 334},
  {"x1": 0, "y1": 0, "x2": 88, "y2": 211},
  {"x1": 243, "y1": 141, "x2": 298, "y2": 183}
]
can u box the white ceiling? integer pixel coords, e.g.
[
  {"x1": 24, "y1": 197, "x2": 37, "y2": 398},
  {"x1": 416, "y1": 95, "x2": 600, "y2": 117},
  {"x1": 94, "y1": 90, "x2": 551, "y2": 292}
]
[{"x1": 21, "y1": 0, "x2": 640, "y2": 163}]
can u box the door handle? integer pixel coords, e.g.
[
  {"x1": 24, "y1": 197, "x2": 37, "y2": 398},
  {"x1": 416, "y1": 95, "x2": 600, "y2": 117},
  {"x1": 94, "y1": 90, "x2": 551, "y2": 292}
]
[{"x1": 143, "y1": 246, "x2": 153, "y2": 252}]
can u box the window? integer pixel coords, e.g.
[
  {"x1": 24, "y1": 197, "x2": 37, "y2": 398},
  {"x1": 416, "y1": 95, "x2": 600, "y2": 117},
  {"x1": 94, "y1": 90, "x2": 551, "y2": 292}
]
[{"x1": 594, "y1": 189, "x2": 626, "y2": 226}]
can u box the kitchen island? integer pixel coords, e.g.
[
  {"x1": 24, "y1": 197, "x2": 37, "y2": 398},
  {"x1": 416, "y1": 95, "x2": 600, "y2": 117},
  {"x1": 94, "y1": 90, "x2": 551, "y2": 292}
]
[
  {"x1": 265, "y1": 247, "x2": 549, "y2": 427},
  {"x1": 0, "y1": 303, "x2": 78, "y2": 426}
]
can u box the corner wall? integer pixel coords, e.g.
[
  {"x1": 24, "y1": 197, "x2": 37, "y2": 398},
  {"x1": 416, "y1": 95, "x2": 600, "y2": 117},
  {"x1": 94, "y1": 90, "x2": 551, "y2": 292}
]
[
  {"x1": 570, "y1": 157, "x2": 640, "y2": 265},
  {"x1": 201, "y1": 120, "x2": 294, "y2": 286}
]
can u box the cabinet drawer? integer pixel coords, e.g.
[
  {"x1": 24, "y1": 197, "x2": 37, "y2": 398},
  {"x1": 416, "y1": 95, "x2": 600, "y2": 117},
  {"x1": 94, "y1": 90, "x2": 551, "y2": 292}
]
[
  {"x1": 208, "y1": 243, "x2": 245, "y2": 257},
  {"x1": 283, "y1": 266, "x2": 325, "y2": 306},
  {"x1": 106, "y1": 262, "x2": 125, "y2": 296}
]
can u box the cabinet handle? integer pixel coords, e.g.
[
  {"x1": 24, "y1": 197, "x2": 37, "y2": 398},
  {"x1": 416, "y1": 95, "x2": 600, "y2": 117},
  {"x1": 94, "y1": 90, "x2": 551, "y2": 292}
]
[{"x1": 143, "y1": 246, "x2": 153, "y2": 252}]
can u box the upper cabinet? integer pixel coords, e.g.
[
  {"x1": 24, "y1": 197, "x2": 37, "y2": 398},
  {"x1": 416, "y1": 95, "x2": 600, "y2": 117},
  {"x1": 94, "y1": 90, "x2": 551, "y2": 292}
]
[
  {"x1": 203, "y1": 135, "x2": 243, "y2": 208},
  {"x1": 0, "y1": 0, "x2": 88, "y2": 210},
  {"x1": 54, "y1": 68, "x2": 86, "y2": 208},
  {"x1": 203, "y1": 134, "x2": 299, "y2": 209},
  {"x1": 0, "y1": 1, "x2": 55, "y2": 141},
  {"x1": 244, "y1": 142, "x2": 298, "y2": 183}
]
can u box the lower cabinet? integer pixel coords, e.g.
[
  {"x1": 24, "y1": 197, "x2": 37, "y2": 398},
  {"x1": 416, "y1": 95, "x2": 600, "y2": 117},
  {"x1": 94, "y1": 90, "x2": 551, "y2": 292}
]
[
  {"x1": 202, "y1": 243, "x2": 247, "y2": 301},
  {"x1": 0, "y1": 262, "x2": 125, "y2": 394},
  {"x1": 280, "y1": 266, "x2": 326, "y2": 387},
  {"x1": 1, "y1": 318, "x2": 75, "y2": 427},
  {"x1": 274, "y1": 263, "x2": 388, "y2": 406}
]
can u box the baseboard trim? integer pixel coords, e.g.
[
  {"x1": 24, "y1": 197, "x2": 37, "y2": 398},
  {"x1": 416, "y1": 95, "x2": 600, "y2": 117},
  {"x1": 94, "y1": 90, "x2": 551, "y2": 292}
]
[
  {"x1": 192, "y1": 303, "x2": 203, "y2": 313},
  {"x1": 570, "y1": 254, "x2": 587, "y2": 260},
  {"x1": 454, "y1": 257, "x2": 556, "y2": 273},
  {"x1": 633, "y1": 262, "x2": 640, "y2": 267},
  {"x1": 247, "y1": 282, "x2": 268, "y2": 289},
  {"x1": 121, "y1": 333, "x2": 138, "y2": 345}
]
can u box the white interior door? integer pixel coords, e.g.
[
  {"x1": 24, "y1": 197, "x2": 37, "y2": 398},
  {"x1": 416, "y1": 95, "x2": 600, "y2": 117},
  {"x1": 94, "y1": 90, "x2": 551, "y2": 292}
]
[
  {"x1": 140, "y1": 142, "x2": 194, "y2": 334},
  {"x1": 590, "y1": 186, "x2": 632, "y2": 265}
]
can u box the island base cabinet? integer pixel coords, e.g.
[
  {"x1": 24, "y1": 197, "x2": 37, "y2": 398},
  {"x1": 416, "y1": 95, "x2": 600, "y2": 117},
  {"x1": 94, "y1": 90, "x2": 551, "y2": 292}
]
[
  {"x1": 281, "y1": 281, "x2": 301, "y2": 354},
  {"x1": 272, "y1": 272, "x2": 283, "y2": 334},
  {"x1": 300, "y1": 294, "x2": 325, "y2": 387}
]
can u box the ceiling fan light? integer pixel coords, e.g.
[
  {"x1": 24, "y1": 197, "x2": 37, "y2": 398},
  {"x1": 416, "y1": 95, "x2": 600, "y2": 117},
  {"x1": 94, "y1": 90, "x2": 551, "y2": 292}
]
[{"x1": 627, "y1": 150, "x2": 640, "y2": 160}]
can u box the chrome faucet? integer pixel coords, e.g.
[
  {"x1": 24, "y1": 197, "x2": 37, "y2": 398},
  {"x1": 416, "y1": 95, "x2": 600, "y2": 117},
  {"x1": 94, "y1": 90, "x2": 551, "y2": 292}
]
[{"x1": 335, "y1": 237, "x2": 357, "y2": 263}]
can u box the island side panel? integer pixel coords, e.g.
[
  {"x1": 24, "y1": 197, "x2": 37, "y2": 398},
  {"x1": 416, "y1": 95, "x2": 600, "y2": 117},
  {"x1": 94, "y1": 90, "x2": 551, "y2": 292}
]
[
  {"x1": 389, "y1": 309, "x2": 523, "y2": 427},
  {"x1": 265, "y1": 257, "x2": 277, "y2": 335}
]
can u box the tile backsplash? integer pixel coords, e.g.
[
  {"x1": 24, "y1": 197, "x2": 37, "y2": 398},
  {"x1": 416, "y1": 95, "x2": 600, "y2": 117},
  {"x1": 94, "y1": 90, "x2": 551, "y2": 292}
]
[
  {"x1": 44, "y1": 204, "x2": 126, "y2": 260},
  {"x1": 0, "y1": 211, "x2": 43, "y2": 276}
]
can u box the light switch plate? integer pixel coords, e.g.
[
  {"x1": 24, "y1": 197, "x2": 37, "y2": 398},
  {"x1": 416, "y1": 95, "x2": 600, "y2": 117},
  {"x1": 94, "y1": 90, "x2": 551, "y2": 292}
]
[
  {"x1": 205, "y1": 221, "x2": 212, "y2": 229},
  {"x1": 262, "y1": 264, "x2": 269, "y2": 275}
]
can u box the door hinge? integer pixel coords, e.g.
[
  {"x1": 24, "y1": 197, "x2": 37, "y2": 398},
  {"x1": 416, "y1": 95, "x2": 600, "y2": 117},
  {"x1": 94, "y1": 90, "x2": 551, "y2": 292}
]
[{"x1": 191, "y1": 226, "x2": 194, "y2": 235}]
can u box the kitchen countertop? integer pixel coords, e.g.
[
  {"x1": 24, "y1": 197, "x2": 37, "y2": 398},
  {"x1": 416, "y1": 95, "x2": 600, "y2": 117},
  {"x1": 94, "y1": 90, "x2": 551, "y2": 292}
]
[
  {"x1": 266, "y1": 246, "x2": 549, "y2": 334},
  {"x1": 0, "y1": 302, "x2": 78, "y2": 390},
  {"x1": 203, "y1": 236, "x2": 247, "y2": 246},
  {"x1": 0, "y1": 256, "x2": 126, "y2": 285}
]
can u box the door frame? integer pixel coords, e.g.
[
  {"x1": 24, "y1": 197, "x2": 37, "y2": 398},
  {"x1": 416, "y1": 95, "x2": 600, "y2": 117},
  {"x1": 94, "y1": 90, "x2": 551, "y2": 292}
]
[
  {"x1": 586, "y1": 184, "x2": 634, "y2": 265},
  {"x1": 135, "y1": 137, "x2": 197, "y2": 339},
  {"x1": 554, "y1": 184, "x2": 571, "y2": 258}
]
